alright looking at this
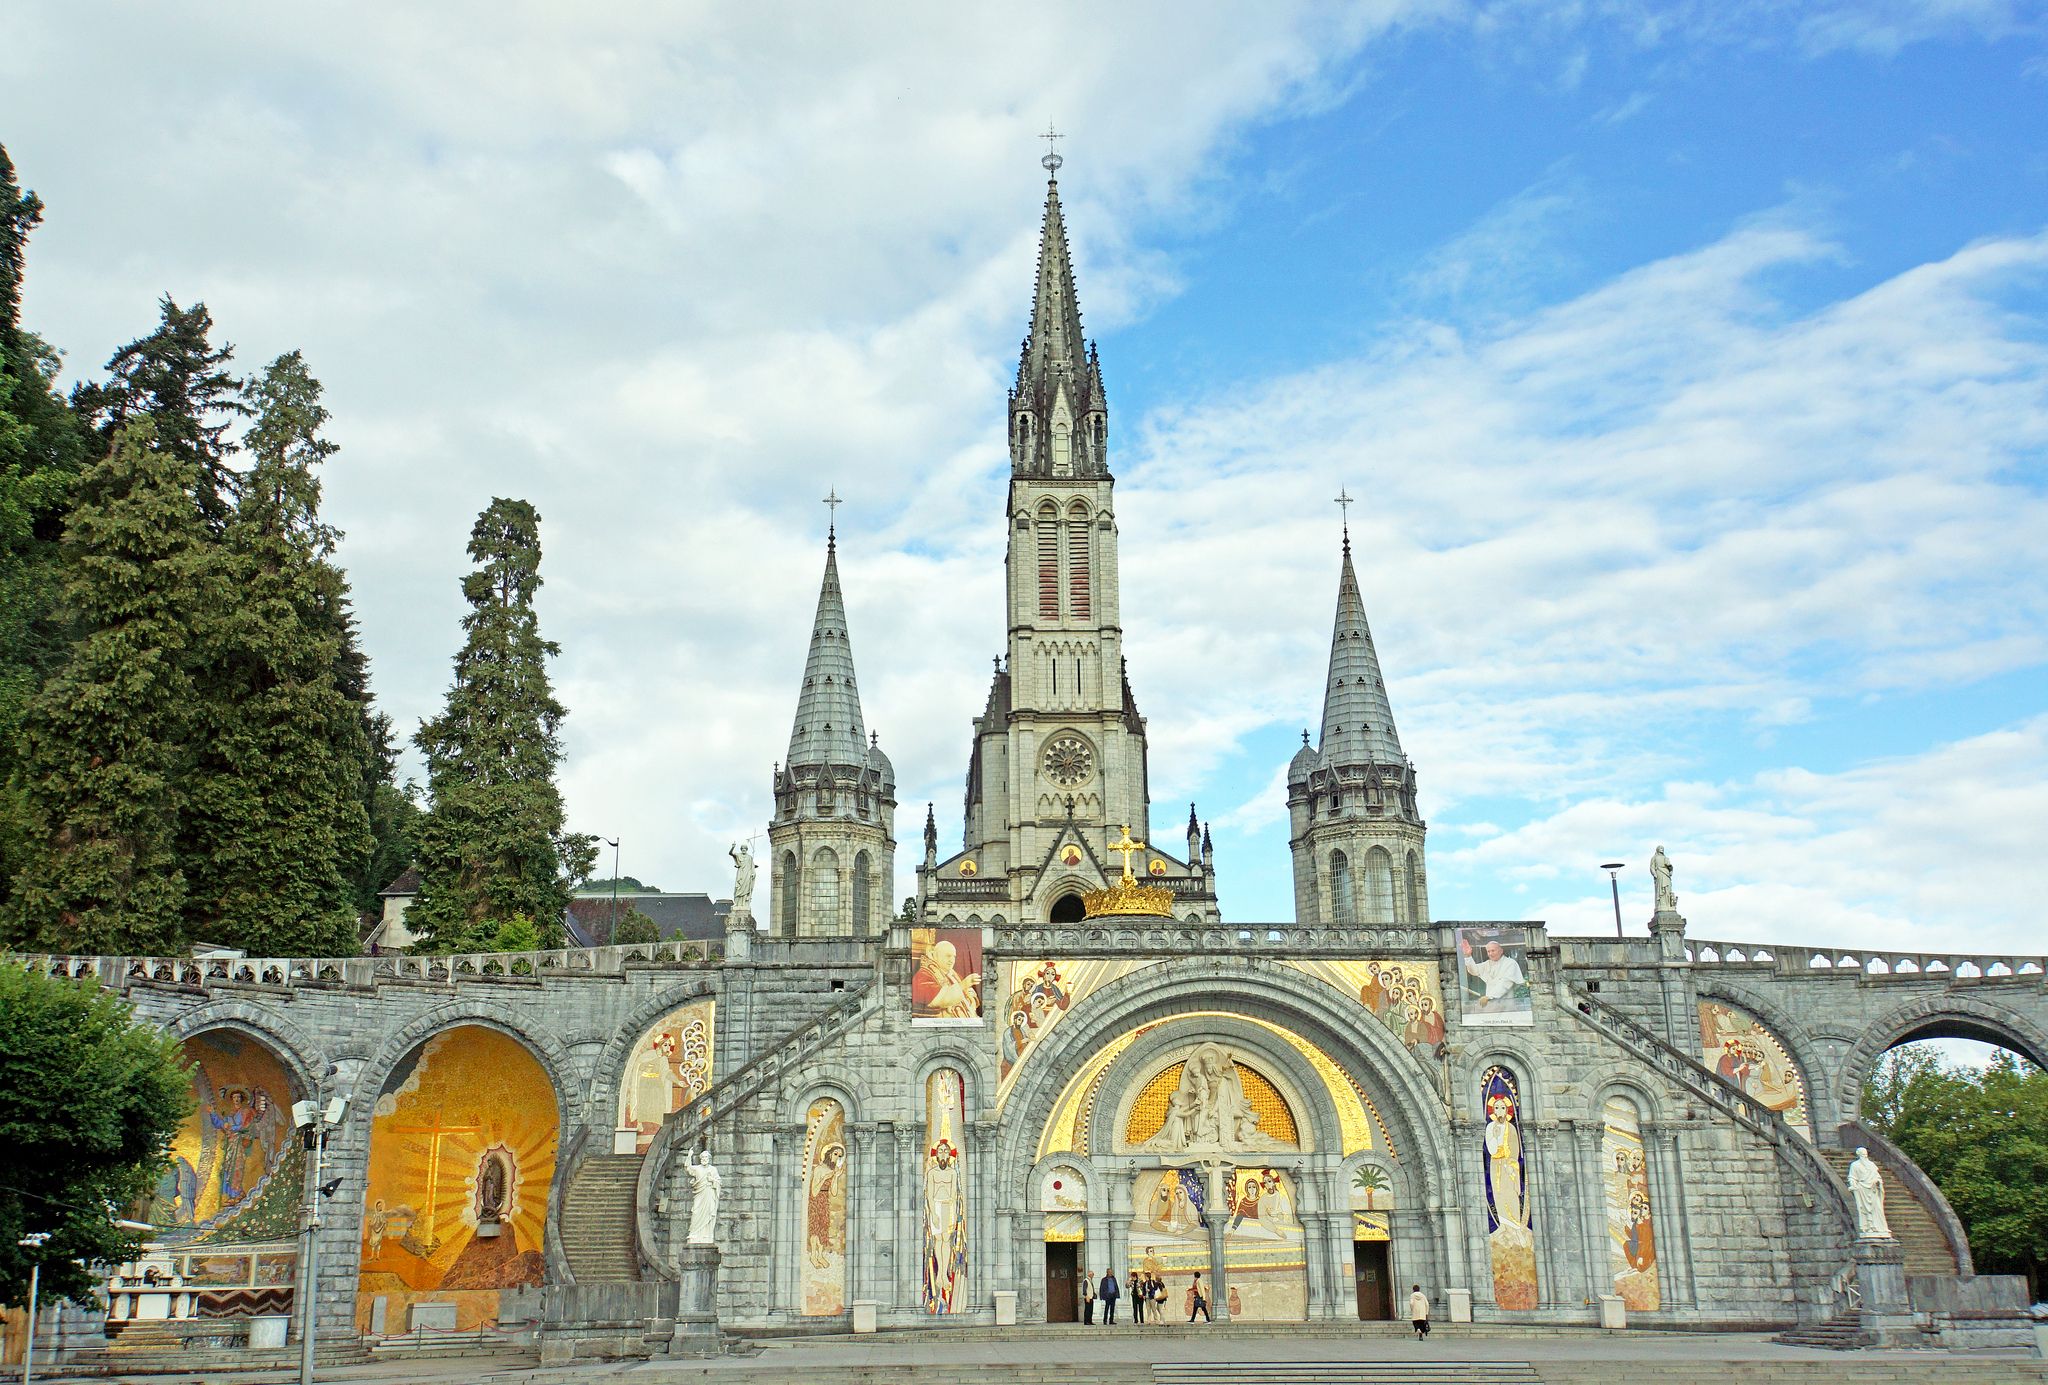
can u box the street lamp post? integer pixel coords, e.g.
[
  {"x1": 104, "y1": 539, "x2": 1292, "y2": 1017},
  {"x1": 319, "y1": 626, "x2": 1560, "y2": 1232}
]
[
  {"x1": 292, "y1": 1085, "x2": 348, "y2": 1385},
  {"x1": 1601, "y1": 862, "x2": 1627, "y2": 940},
  {"x1": 18, "y1": 1231, "x2": 49, "y2": 1385},
  {"x1": 601, "y1": 836, "x2": 620, "y2": 942}
]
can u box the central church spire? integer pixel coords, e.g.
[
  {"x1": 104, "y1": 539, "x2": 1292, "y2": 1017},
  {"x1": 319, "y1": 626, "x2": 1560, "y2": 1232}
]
[{"x1": 1009, "y1": 170, "x2": 1107, "y2": 477}]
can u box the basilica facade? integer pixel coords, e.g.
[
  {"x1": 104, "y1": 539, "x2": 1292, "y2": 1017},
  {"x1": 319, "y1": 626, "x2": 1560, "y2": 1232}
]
[{"x1": 24, "y1": 169, "x2": 2047, "y2": 1362}]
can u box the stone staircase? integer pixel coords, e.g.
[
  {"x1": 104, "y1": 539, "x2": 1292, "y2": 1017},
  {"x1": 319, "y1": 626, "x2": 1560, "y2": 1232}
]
[
  {"x1": 1817, "y1": 1150, "x2": 1957, "y2": 1277},
  {"x1": 1771, "y1": 1309, "x2": 1868, "y2": 1350},
  {"x1": 559, "y1": 1153, "x2": 645, "y2": 1281}
]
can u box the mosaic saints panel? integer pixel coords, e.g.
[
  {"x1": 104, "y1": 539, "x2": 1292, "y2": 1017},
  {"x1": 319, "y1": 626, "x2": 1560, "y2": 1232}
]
[
  {"x1": 1480, "y1": 1065, "x2": 1537, "y2": 1309},
  {"x1": 921, "y1": 1069, "x2": 968, "y2": 1313},
  {"x1": 1601, "y1": 1095, "x2": 1659, "y2": 1310},
  {"x1": 798, "y1": 1097, "x2": 848, "y2": 1316}
]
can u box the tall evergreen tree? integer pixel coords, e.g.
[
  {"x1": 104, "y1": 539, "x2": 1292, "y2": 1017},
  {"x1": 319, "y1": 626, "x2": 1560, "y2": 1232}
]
[
  {"x1": 177, "y1": 353, "x2": 372, "y2": 955},
  {"x1": 71, "y1": 295, "x2": 247, "y2": 530},
  {"x1": 408, "y1": 498, "x2": 593, "y2": 951},
  {"x1": 3, "y1": 421, "x2": 202, "y2": 954},
  {"x1": 0, "y1": 145, "x2": 88, "y2": 909}
]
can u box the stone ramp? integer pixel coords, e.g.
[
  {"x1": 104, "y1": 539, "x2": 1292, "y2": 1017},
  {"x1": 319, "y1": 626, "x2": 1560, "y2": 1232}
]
[{"x1": 558, "y1": 1153, "x2": 643, "y2": 1281}]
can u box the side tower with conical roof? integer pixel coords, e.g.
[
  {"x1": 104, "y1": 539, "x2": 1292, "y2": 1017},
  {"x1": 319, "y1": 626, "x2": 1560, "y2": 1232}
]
[
  {"x1": 767, "y1": 526, "x2": 896, "y2": 939},
  {"x1": 1286, "y1": 523, "x2": 1427, "y2": 925}
]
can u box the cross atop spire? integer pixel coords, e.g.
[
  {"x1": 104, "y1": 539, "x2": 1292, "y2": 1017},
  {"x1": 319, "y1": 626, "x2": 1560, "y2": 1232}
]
[
  {"x1": 1334, "y1": 488, "x2": 1354, "y2": 554},
  {"x1": 1041, "y1": 124, "x2": 1064, "y2": 179},
  {"x1": 823, "y1": 488, "x2": 842, "y2": 542}
]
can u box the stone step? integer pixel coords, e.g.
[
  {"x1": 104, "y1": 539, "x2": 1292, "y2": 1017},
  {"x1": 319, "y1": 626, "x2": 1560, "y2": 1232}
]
[
  {"x1": 560, "y1": 1153, "x2": 644, "y2": 1282},
  {"x1": 1155, "y1": 1367, "x2": 1538, "y2": 1384}
]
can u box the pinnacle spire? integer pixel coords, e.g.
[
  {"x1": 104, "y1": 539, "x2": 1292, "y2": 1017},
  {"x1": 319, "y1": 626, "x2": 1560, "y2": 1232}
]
[
  {"x1": 786, "y1": 528, "x2": 869, "y2": 769},
  {"x1": 1317, "y1": 531, "x2": 1405, "y2": 768},
  {"x1": 1010, "y1": 155, "x2": 1106, "y2": 475}
]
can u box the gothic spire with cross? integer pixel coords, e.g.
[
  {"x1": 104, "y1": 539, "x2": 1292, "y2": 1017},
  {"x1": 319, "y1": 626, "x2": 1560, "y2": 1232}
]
[
  {"x1": 1011, "y1": 133, "x2": 1106, "y2": 477},
  {"x1": 785, "y1": 494, "x2": 869, "y2": 772}
]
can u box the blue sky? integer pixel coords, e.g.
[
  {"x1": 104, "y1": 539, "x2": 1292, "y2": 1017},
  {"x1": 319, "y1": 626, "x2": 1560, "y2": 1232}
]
[{"x1": 5, "y1": 1, "x2": 2045, "y2": 949}]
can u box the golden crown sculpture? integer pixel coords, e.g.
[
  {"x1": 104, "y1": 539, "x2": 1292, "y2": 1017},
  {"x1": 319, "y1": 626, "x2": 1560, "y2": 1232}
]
[{"x1": 1082, "y1": 826, "x2": 1175, "y2": 919}]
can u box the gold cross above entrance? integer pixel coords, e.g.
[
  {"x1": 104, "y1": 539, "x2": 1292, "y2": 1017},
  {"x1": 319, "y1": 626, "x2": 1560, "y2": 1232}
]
[{"x1": 1108, "y1": 825, "x2": 1146, "y2": 882}]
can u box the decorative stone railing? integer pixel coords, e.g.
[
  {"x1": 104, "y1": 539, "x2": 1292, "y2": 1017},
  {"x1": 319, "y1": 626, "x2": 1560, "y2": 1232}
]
[
  {"x1": 989, "y1": 920, "x2": 1449, "y2": 957},
  {"x1": 929, "y1": 878, "x2": 1009, "y2": 899},
  {"x1": 15, "y1": 940, "x2": 715, "y2": 993},
  {"x1": 1685, "y1": 939, "x2": 2046, "y2": 981}
]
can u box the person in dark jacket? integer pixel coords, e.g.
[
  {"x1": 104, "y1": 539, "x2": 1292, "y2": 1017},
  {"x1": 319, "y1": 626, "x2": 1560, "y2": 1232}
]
[
  {"x1": 1187, "y1": 1271, "x2": 1212, "y2": 1322},
  {"x1": 1098, "y1": 1270, "x2": 1121, "y2": 1324}
]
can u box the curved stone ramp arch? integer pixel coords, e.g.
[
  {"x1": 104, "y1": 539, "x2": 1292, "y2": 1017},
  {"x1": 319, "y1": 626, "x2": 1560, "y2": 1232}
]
[{"x1": 1834, "y1": 993, "x2": 2048, "y2": 1128}]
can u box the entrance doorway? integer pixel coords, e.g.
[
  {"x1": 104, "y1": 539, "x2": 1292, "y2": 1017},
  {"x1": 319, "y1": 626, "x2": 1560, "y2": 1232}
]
[
  {"x1": 1353, "y1": 1241, "x2": 1393, "y2": 1320},
  {"x1": 1045, "y1": 1242, "x2": 1079, "y2": 1323}
]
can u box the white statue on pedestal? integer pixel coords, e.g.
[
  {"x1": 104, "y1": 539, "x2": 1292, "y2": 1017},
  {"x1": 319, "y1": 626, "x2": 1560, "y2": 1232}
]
[
  {"x1": 685, "y1": 1147, "x2": 723, "y2": 1246},
  {"x1": 1650, "y1": 846, "x2": 1677, "y2": 915},
  {"x1": 1847, "y1": 1147, "x2": 1892, "y2": 1239},
  {"x1": 729, "y1": 843, "x2": 756, "y2": 926}
]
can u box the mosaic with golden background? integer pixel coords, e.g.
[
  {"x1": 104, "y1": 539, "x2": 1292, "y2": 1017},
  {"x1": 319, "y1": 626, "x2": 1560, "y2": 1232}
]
[{"x1": 616, "y1": 998, "x2": 715, "y2": 1154}]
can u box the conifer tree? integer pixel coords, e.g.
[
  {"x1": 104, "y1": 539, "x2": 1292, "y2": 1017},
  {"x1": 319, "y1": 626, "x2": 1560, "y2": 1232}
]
[
  {"x1": 0, "y1": 145, "x2": 88, "y2": 908},
  {"x1": 71, "y1": 295, "x2": 247, "y2": 530},
  {"x1": 178, "y1": 353, "x2": 372, "y2": 955},
  {"x1": 3, "y1": 421, "x2": 202, "y2": 953},
  {"x1": 408, "y1": 498, "x2": 593, "y2": 951}
]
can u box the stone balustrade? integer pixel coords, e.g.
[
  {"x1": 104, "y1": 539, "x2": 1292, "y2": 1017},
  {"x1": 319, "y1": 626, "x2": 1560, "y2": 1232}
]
[
  {"x1": 1685, "y1": 938, "x2": 2047, "y2": 981},
  {"x1": 988, "y1": 919, "x2": 1464, "y2": 957},
  {"x1": 15, "y1": 939, "x2": 716, "y2": 995}
]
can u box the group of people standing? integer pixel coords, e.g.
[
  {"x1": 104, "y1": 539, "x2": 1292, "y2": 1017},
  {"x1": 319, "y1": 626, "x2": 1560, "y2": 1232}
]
[{"x1": 1079, "y1": 1268, "x2": 1200, "y2": 1324}]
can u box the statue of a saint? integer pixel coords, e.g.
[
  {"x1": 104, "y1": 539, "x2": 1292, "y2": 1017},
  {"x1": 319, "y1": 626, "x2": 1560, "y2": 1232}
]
[
  {"x1": 729, "y1": 843, "x2": 756, "y2": 924},
  {"x1": 685, "y1": 1148, "x2": 723, "y2": 1246},
  {"x1": 1142, "y1": 1044, "x2": 1286, "y2": 1153},
  {"x1": 1847, "y1": 1147, "x2": 1892, "y2": 1239},
  {"x1": 476, "y1": 1152, "x2": 508, "y2": 1223},
  {"x1": 1650, "y1": 846, "x2": 1677, "y2": 915}
]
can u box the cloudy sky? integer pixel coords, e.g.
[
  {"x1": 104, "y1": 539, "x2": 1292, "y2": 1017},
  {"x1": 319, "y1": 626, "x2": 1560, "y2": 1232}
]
[{"x1": 6, "y1": 1, "x2": 2045, "y2": 952}]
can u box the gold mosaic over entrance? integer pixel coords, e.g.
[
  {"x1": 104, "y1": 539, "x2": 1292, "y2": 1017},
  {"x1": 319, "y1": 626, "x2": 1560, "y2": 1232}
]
[{"x1": 1125, "y1": 1059, "x2": 1300, "y2": 1147}]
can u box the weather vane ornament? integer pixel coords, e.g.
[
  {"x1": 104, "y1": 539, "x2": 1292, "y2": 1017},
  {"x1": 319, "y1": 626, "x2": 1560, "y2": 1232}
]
[{"x1": 1041, "y1": 123, "x2": 1064, "y2": 177}]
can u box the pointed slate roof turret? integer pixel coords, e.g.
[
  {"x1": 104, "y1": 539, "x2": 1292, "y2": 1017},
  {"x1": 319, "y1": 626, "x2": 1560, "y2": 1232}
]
[
  {"x1": 1316, "y1": 527, "x2": 1406, "y2": 769},
  {"x1": 1009, "y1": 166, "x2": 1106, "y2": 475},
  {"x1": 786, "y1": 529, "x2": 870, "y2": 772}
]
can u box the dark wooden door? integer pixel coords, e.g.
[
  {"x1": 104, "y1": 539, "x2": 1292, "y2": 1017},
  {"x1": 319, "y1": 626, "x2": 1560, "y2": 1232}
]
[
  {"x1": 1354, "y1": 1241, "x2": 1393, "y2": 1320},
  {"x1": 1046, "y1": 1242, "x2": 1078, "y2": 1323}
]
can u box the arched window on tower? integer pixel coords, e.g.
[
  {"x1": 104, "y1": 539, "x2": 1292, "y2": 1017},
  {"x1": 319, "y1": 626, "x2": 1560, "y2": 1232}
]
[
  {"x1": 1053, "y1": 421, "x2": 1071, "y2": 474},
  {"x1": 809, "y1": 847, "x2": 841, "y2": 937},
  {"x1": 1329, "y1": 850, "x2": 1355, "y2": 923},
  {"x1": 853, "y1": 851, "x2": 872, "y2": 936},
  {"x1": 1037, "y1": 502, "x2": 1060, "y2": 620},
  {"x1": 1406, "y1": 851, "x2": 1423, "y2": 924},
  {"x1": 1067, "y1": 500, "x2": 1091, "y2": 621},
  {"x1": 781, "y1": 851, "x2": 799, "y2": 937},
  {"x1": 1364, "y1": 846, "x2": 1395, "y2": 924}
]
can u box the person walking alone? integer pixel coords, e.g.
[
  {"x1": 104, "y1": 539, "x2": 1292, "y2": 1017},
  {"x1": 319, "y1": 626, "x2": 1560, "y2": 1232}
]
[
  {"x1": 1081, "y1": 1268, "x2": 1095, "y2": 1325},
  {"x1": 1188, "y1": 1271, "x2": 1212, "y2": 1323},
  {"x1": 1099, "y1": 1269, "x2": 1121, "y2": 1325},
  {"x1": 1408, "y1": 1284, "x2": 1431, "y2": 1340}
]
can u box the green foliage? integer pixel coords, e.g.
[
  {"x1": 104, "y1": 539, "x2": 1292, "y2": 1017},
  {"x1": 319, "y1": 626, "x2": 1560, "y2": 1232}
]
[
  {"x1": 71, "y1": 296, "x2": 247, "y2": 530},
  {"x1": 176, "y1": 353, "x2": 373, "y2": 956},
  {"x1": 610, "y1": 909, "x2": 661, "y2": 945},
  {"x1": 1864, "y1": 1045, "x2": 2048, "y2": 1297},
  {"x1": 408, "y1": 499, "x2": 594, "y2": 953},
  {"x1": 582, "y1": 876, "x2": 657, "y2": 894},
  {"x1": 0, "y1": 964, "x2": 192, "y2": 1305},
  {"x1": 0, "y1": 145, "x2": 89, "y2": 913},
  {"x1": 3, "y1": 422, "x2": 204, "y2": 953},
  {"x1": 487, "y1": 914, "x2": 540, "y2": 953}
]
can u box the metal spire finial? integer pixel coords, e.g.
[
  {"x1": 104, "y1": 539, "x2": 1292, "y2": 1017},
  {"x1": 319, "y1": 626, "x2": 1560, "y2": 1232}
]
[
  {"x1": 823, "y1": 488, "x2": 842, "y2": 541},
  {"x1": 1040, "y1": 124, "x2": 1064, "y2": 178},
  {"x1": 1334, "y1": 487, "x2": 1354, "y2": 552}
]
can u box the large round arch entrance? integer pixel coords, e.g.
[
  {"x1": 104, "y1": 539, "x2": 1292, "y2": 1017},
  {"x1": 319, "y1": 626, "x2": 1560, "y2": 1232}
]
[{"x1": 996, "y1": 959, "x2": 1453, "y2": 1324}]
